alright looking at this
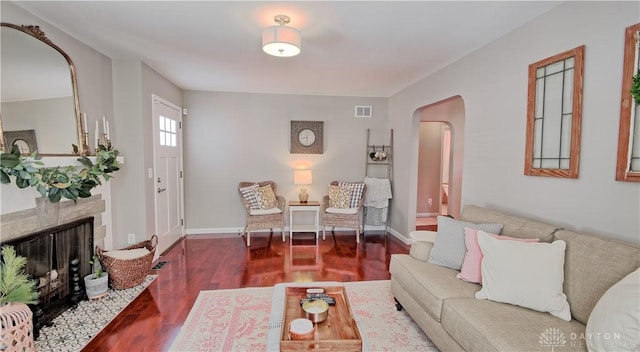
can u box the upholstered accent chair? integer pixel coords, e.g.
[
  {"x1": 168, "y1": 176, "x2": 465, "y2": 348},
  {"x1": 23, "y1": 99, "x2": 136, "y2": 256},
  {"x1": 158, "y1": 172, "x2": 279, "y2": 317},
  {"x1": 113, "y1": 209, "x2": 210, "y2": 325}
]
[
  {"x1": 321, "y1": 181, "x2": 367, "y2": 243},
  {"x1": 237, "y1": 181, "x2": 285, "y2": 246}
]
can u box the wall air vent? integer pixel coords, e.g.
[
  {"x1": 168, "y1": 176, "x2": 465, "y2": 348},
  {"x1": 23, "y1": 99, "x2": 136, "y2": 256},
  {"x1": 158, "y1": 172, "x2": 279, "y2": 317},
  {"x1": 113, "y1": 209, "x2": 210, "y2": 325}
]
[{"x1": 355, "y1": 105, "x2": 372, "y2": 118}]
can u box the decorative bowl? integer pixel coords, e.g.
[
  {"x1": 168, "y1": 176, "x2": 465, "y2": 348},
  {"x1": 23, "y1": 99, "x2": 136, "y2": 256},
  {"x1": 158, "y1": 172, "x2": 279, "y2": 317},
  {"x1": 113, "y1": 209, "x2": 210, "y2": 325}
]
[{"x1": 302, "y1": 299, "x2": 329, "y2": 323}]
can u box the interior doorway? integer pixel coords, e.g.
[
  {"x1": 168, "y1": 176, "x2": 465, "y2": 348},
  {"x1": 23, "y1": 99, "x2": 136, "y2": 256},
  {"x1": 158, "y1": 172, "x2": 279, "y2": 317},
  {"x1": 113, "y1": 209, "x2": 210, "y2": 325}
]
[
  {"x1": 440, "y1": 125, "x2": 451, "y2": 215},
  {"x1": 414, "y1": 96, "x2": 464, "y2": 231}
]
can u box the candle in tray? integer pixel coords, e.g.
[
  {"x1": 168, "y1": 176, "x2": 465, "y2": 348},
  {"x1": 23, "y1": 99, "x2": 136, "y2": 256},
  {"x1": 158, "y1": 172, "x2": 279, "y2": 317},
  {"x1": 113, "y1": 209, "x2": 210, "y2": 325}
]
[
  {"x1": 289, "y1": 318, "x2": 314, "y2": 340},
  {"x1": 106, "y1": 120, "x2": 110, "y2": 140},
  {"x1": 83, "y1": 113, "x2": 88, "y2": 132}
]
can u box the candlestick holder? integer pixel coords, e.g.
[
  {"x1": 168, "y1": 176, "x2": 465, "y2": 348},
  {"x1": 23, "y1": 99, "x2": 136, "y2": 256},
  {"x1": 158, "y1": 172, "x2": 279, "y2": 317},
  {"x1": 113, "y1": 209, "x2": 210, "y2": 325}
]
[
  {"x1": 102, "y1": 133, "x2": 112, "y2": 150},
  {"x1": 82, "y1": 133, "x2": 91, "y2": 156}
]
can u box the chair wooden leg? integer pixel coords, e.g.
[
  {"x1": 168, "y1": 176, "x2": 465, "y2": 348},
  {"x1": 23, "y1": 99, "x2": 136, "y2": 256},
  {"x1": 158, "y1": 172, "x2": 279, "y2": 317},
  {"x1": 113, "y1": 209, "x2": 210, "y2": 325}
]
[
  {"x1": 246, "y1": 231, "x2": 251, "y2": 246},
  {"x1": 322, "y1": 226, "x2": 326, "y2": 240},
  {"x1": 281, "y1": 228, "x2": 285, "y2": 242},
  {"x1": 356, "y1": 228, "x2": 360, "y2": 243}
]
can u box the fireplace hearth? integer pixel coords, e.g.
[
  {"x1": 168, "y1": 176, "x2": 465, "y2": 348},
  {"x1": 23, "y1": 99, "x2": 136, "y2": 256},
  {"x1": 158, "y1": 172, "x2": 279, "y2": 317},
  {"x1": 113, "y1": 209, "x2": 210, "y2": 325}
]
[{"x1": 3, "y1": 217, "x2": 94, "y2": 336}]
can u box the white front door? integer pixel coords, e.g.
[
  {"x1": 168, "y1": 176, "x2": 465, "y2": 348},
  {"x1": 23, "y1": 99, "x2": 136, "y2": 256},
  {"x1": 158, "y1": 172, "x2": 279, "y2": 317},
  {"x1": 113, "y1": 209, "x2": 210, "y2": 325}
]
[{"x1": 152, "y1": 95, "x2": 184, "y2": 255}]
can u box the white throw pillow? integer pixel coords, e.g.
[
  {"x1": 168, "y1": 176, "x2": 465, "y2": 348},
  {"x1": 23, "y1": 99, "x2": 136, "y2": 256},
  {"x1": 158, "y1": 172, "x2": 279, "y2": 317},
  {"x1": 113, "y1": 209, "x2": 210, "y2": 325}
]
[
  {"x1": 586, "y1": 268, "x2": 639, "y2": 352},
  {"x1": 475, "y1": 232, "x2": 571, "y2": 321},
  {"x1": 103, "y1": 247, "x2": 150, "y2": 260}
]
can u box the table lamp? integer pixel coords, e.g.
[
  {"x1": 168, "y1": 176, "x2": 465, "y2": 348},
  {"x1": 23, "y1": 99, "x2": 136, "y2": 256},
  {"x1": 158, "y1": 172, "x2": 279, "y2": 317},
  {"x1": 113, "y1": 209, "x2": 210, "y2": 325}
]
[{"x1": 294, "y1": 169, "x2": 312, "y2": 203}]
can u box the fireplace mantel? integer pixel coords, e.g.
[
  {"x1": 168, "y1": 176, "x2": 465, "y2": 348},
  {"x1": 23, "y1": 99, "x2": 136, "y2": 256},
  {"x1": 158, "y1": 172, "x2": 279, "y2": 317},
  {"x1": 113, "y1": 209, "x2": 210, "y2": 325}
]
[{"x1": 0, "y1": 155, "x2": 122, "y2": 250}]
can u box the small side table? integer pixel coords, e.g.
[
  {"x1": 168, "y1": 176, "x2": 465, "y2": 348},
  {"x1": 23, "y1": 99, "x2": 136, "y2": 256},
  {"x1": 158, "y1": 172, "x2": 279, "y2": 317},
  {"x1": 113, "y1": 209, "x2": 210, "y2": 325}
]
[
  {"x1": 289, "y1": 201, "x2": 320, "y2": 242},
  {"x1": 409, "y1": 230, "x2": 437, "y2": 243}
]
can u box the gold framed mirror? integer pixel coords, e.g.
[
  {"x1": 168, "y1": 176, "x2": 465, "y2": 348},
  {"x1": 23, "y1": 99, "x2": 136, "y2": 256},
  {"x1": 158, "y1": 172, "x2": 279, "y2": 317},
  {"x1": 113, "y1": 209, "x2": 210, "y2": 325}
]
[{"x1": 0, "y1": 23, "x2": 84, "y2": 155}]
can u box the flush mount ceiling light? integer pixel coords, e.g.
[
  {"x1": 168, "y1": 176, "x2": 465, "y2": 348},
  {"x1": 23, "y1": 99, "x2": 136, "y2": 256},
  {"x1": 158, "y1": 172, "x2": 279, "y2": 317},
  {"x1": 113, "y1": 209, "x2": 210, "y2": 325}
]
[{"x1": 262, "y1": 14, "x2": 301, "y2": 57}]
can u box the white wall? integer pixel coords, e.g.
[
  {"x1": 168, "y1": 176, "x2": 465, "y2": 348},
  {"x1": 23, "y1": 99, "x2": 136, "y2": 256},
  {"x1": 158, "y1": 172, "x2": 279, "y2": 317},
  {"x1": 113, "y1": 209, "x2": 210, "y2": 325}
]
[
  {"x1": 110, "y1": 61, "x2": 183, "y2": 248},
  {"x1": 182, "y1": 91, "x2": 388, "y2": 232},
  {"x1": 389, "y1": 1, "x2": 640, "y2": 244}
]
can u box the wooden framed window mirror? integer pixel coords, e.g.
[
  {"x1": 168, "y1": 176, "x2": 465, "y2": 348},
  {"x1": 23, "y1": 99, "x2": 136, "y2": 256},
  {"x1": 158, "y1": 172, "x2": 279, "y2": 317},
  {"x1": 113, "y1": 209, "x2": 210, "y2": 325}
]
[
  {"x1": 524, "y1": 46, "x2": 585, "y2": 178},
  {"x1": 615, "y1": 23, "x2": 640, "y2": 182}
]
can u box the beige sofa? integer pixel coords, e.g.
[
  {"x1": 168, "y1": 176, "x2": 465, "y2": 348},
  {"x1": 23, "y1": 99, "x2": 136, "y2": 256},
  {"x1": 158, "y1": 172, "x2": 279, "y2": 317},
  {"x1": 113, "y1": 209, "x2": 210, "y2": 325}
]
[{"x1": 390, "y1": 205, "x2": 640, "y2": 351}]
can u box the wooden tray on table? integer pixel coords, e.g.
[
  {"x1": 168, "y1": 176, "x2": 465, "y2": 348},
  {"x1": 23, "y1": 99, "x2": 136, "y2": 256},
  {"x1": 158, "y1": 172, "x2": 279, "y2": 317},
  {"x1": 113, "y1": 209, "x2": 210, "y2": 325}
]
[{"x1": 280, "y1": 285, "x2": 362, "y2": 351}]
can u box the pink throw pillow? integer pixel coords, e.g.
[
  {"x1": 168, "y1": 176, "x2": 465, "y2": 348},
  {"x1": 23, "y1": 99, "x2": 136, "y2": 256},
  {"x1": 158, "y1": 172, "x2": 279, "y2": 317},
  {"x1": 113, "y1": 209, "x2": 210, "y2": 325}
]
[{"x1": 457, "y1": 228, "x2": 539, "y2": 284}]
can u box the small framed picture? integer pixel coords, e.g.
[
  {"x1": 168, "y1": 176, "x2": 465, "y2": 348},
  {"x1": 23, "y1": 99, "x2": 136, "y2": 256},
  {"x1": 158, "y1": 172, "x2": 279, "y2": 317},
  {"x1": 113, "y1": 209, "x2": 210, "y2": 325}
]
[{"x1": 4, "y1": 129, "x2": 38, "y2": 155}]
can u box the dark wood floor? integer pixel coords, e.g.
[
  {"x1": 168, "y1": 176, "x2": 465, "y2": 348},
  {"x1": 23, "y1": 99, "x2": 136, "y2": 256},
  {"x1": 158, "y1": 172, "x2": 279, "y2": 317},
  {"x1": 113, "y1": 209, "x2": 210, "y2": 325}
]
[{"x1": 82, "y1": 231, "x2": 410, "y2": 351}]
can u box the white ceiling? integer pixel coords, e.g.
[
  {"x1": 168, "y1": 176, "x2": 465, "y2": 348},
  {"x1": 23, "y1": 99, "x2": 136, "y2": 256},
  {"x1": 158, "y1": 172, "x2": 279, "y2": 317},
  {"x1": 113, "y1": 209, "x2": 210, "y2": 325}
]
[{"x1": 15, "y1": 1, "x2": 562, "y2": 98}]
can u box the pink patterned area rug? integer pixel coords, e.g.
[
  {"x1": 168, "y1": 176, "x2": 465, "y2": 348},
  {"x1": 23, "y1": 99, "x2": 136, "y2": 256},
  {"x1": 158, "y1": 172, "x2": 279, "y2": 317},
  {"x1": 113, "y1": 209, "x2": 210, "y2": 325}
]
[{"x1": 168, "y1": 280, "x2": 438, "y2": 352}]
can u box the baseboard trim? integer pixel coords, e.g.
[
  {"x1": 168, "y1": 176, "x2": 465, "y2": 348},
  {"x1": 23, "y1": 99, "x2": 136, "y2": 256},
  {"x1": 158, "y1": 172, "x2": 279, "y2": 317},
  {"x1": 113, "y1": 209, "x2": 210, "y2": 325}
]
[
  {"x1": 186, "y1": 227, "x2": 245, "y2": 235},
  {"x1": 186, "y1": 225, "x2": 412, "y2": 245},
  {"x1": 387, "y1": 227, "x2": 411, "y2": 245},
  {"x1": 416, "y1": 212, "x2": 439, "y2": 218}
]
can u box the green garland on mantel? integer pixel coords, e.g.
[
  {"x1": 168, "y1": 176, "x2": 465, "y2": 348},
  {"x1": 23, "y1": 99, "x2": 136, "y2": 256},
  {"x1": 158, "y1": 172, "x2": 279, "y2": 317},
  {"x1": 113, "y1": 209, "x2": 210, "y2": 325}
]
[
  {"x1": 632, "y1": 70, "x2": 640, "y2": 105},
  {"x1": 0, "y1": 144, "x2": 120, "y2": 203}
]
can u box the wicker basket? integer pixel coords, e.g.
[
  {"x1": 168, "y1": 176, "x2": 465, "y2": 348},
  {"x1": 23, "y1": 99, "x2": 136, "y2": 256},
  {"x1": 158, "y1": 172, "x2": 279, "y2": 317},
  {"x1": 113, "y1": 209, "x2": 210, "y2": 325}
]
[{"x1": 96, "y1": 235, "x2": 158, "y2": 290}]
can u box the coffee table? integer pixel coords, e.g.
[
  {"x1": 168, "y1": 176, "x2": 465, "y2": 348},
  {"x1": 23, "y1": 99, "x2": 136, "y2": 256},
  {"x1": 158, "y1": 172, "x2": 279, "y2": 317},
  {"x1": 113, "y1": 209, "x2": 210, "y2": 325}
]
[{"x1": 267, "y1": 282, "x2": 370, "y2": 352}]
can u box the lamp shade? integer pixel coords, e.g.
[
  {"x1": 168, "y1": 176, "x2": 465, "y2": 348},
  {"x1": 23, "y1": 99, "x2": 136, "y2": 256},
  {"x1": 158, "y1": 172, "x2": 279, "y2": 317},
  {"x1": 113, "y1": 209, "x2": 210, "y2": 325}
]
[
  {"x1": 262, "y1": 16, "x2": 301, "y2": 57},
  {"x1": 294, "y1": 169, "x2": 312, "y2": 185}
]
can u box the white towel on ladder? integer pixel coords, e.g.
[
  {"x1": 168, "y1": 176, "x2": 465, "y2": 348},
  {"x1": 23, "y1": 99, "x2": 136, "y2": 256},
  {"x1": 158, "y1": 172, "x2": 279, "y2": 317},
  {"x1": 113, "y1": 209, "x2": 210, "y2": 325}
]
[{"x1": 363, "y1": 177, "x2": 392, "y2": 225}]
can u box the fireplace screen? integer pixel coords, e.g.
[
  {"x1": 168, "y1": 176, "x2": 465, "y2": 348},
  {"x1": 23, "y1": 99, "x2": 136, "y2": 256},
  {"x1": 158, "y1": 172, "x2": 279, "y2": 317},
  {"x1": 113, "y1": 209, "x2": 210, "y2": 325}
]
[{"x1": 4, "y1": 217, "x2": 94, "y2": 333}]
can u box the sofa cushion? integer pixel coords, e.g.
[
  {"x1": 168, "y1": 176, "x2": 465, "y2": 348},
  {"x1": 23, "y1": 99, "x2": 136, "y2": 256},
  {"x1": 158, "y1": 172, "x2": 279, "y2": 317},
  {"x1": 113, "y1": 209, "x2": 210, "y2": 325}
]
[
  {"x1": 586, "y1": 268, "x2": 639, "y2": 352},
  {"x1": 427, "y1": 216, "x2": 503, "y2": 270},
  {"x1": 475, "y1": 233, "x2": 571, "y2": 321},
  {"x1": 409, "y1": 241, "x2": 433, "y2": 262},
  {"x1": 555, "y1": 229, "x2": 640, "y2": 325},
  {"x1": 249, "y1": 208, "x2": 282, "y2": 215},
  {"x1": 389, "y1": 254, "x2": 479, "y2": 322},
  {"x1": 457, "y1": 228, "x2": 539, "y2": 284},
  {"x1": 325, "y1": 207, "x2": 357, "y2": 215},
  {"x1": 441, "y1": 298, "x2": 587, "y2": 352},
  {"x1": 460, "y1": 204, "x2": 557, "y2": 242}
]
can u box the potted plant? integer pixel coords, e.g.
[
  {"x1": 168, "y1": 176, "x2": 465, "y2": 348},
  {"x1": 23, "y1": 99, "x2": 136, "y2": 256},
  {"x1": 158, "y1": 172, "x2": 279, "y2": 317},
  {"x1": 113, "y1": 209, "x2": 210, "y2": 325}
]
[
  {"x1": 83, "y1": 254, "x2": 109, "y2": 300},
  {"x1": 0, "y1": 246, "x2": 39, "y2": 306},
  {"x1": 0, "y1": 245, "x2": 39, "y2": 350}
]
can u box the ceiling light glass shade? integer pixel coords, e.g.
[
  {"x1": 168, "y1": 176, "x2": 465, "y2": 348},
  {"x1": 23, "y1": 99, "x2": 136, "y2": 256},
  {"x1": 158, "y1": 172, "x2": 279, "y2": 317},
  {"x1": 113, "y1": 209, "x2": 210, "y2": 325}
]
[{"x1": 262, "y1": 25, "x2": 301, "y2": 57}]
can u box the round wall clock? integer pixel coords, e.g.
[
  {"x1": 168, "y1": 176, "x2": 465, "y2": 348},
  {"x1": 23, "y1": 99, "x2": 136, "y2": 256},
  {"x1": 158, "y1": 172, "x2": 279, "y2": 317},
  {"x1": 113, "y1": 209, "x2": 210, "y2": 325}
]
[
  {"x1": 298, "y1": 129, "x2": 316, "y2": 146},
  {"x1": 291, "y1": 121, "x2": 323, "y2": 154}
]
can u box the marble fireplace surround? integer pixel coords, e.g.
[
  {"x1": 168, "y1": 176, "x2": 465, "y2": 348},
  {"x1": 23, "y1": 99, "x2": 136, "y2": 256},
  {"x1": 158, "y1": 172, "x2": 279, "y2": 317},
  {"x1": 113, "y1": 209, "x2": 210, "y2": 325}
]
[{"x1": 1, "y1": 195, "x2": 107, "y2": 250}]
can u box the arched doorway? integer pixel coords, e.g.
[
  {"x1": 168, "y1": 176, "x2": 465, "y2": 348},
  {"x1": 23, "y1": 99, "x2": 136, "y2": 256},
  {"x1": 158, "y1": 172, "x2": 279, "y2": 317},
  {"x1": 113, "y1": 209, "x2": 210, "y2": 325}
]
[{"x1": 414, "y1": 96, "x2": 464, "y2": 230}]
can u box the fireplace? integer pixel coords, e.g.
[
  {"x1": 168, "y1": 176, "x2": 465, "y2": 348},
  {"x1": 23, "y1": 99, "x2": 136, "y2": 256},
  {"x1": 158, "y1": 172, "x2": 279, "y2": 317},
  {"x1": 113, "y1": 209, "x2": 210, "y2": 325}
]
[{"x1": 3, "y1": 217, "x2": 94, "y2": 335}]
